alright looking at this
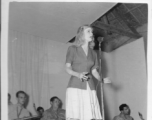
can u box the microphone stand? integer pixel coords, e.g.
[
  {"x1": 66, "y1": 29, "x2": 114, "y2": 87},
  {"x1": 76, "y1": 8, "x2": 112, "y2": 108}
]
[{"x1": 98, "y1": 37, "x2": 105, "y2": 120}]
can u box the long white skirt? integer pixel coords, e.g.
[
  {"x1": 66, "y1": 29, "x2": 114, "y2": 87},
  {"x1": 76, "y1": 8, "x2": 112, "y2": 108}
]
[{"x1": 66, "y1": 82, "x2": 102, "y2": 120}]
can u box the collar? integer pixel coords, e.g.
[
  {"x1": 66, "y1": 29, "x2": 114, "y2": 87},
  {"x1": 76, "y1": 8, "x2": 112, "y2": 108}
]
[
  {"x1": 49, "y1": 107, "x2": 59, "y2": 112},
  {"x1": 119, "y1": 113, "x2": 130, "y2": 119},
  {"x1": 16, "y1": 103, "x2": 24, "y2": 108}
]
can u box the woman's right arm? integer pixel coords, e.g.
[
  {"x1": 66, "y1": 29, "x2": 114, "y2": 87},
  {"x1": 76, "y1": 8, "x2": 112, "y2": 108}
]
[
  {"x1": 65, "y1": 63, "x2": 80, "y2": 78},
  {"x1": 65, "y1": 63, "x2": 88, "y2": 81}
]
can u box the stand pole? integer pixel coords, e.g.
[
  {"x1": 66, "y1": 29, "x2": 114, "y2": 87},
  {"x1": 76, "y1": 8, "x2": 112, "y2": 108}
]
[{"x1": 98, "y1": 39, "x2": 105, "y2": 120}]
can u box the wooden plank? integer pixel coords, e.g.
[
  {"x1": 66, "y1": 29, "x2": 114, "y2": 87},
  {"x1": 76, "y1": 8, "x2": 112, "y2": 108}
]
[
  {"x1": 92, "y1": 21, "x2": 141, "y2": 39},
  {"x1": 114, "y1": 6, "x2": 140, "y2": 35}
]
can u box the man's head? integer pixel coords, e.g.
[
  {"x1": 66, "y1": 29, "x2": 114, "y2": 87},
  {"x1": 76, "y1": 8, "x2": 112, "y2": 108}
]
[
  {"x1": 50, "y1": 96, "x2": 60, "y2": 110},
  {"x1": 16, "y1": 91, "x2": 27, "y2": 105},
  {"x1": 37, "y1": 107, "x2": 44, "y2": 116},
  {"x1": 119, "y1": 104, "x2": 130, "y2": 115}
]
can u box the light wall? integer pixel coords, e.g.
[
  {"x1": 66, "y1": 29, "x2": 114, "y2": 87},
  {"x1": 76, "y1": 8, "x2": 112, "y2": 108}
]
[
  {"x1": 101, "y1": 37, "x2": 147, "y2": 120},
  {"x1": 8, "y1": 30, "x2": 70, "y2": 114}
]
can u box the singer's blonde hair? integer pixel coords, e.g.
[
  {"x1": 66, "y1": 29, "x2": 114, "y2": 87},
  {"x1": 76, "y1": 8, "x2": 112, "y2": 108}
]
[{"x1": 75, "y1": 24, "x2": 94, "y2": 47}]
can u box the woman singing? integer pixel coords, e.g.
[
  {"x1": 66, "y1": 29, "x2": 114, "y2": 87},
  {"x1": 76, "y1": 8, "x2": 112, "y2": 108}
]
[{"x1": 65, "y1": 24, "x2": 102, "y2": 120}]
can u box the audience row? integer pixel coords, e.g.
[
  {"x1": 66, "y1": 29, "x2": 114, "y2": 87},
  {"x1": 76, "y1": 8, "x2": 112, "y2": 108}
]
[
  {"x1": 8, "y1": 90, "x2": 145, "y2": 120},
  {"x1": 8, "y1": 91, "x2": 65, "y2": 120}
]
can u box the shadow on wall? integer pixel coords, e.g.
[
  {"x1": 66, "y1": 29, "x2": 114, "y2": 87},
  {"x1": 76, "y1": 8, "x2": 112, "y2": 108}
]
[
  {"x1": 104, "y1": 83, "x2": 122, "y2": 120},
  {"x1": 101, "y1": 52, "x2": 108, "y2": 78},
  {"x1": 59, "y1": 99, "x2": 63, "y2": 109},
  {"x1": 95, "y1": 50, "x2": 122, "y2": 120},
  {"x1": 24, "y1": 93, "x2": 30, "y2": 109},
  {"x1": 24, "y1": 93, "x2": 34, "y2": 116}
]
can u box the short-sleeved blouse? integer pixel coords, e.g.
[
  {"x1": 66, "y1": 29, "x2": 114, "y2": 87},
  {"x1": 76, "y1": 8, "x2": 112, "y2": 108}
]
[{"x1": 66, "y1": 45, "x2": 99, "y2": 90}]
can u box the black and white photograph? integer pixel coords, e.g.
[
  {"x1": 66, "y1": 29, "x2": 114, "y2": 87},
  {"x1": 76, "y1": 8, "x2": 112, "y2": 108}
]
[{"x1": 1, "y1": 0, "x2": 152, "y2": 120}]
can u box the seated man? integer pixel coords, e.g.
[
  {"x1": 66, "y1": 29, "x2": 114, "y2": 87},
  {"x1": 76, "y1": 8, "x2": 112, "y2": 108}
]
[
  {"x1": 41, "y1": 96, "x2": 65, "y2": 120},
  {"x1": 113, "y1": 104, "x2": 134, "y2": 120},
  {"x1": 33, "y1": 103, "x2": 44, "y2": 117},
  {"x1": 37, "y1": 107, "x2": 44, "y2": 117},
  {"x1": 8, "y1": 91, "x2": 31, "y2": 120}
]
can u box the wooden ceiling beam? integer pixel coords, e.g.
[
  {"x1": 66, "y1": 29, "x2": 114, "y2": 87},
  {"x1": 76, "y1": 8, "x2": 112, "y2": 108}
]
[
  {"x1": 92, "y1": 21, "x2": 141, "y2": 39},
  {"x1": 114, "y1": 5, "x2": 140, "y2": 35}
]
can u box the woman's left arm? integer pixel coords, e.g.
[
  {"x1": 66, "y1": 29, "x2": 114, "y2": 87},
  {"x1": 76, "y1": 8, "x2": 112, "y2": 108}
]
[{"x1": 92, "y1": 69, "x2": 102, "y2": 81}]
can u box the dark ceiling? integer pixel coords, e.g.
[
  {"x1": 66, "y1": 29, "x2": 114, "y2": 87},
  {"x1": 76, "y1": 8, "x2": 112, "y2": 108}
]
[{"x1": 69, "y1": 3, "x2": 148, "y2": 52}]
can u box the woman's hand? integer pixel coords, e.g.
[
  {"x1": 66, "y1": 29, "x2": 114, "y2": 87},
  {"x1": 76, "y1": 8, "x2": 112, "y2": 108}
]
[
  {"x1": 103, "y1": 77, "x2": 111, "y2": 83},
  {"x1": 65, "y1": 63, "x2": 89, "y2": 82},
  {"x1": 79, "y1": 72, "x2": 89, "y2": 82}
]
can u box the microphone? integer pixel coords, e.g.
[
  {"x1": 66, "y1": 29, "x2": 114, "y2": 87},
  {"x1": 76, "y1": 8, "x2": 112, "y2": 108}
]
[{"x1": 97, "y1": 37, "x2": 104, "y2": 43}]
